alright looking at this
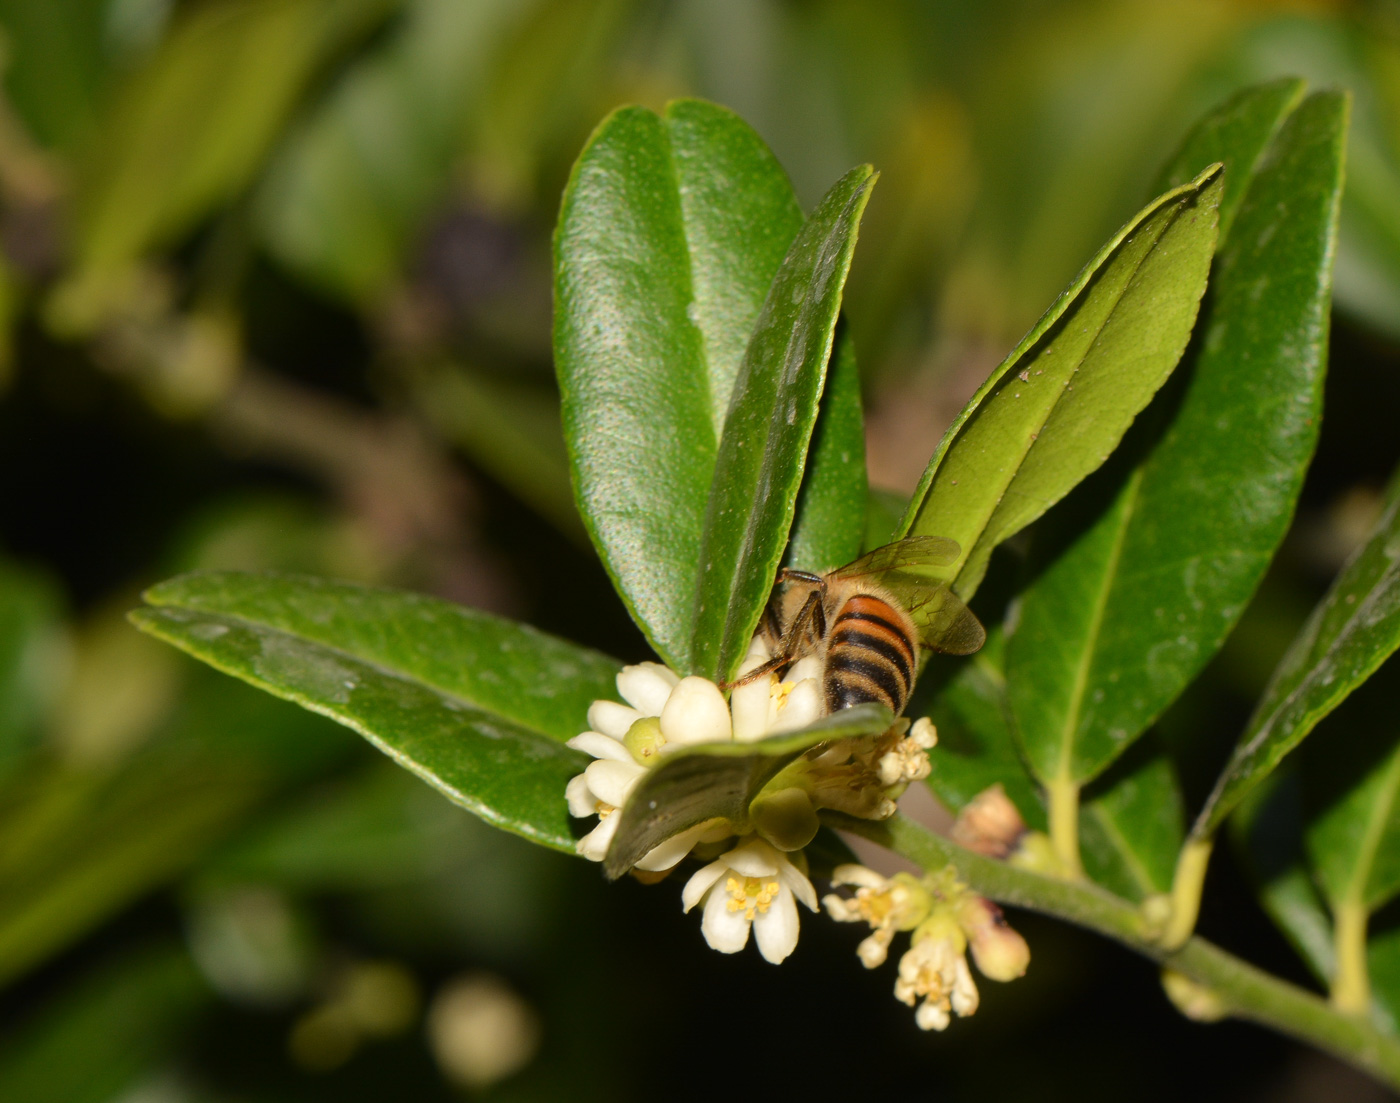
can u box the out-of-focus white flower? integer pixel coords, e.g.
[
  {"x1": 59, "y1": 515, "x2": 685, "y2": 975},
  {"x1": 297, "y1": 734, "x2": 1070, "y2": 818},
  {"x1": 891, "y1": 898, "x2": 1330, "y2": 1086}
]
[
  {"x1": 681, "y1": 836, "x2": 818, "y2": 963},
  {"x1": 823, "y1": 865, "x2": 933, "y2": 969},
  {"x1": 894, "y1": 916, "x2": 979, "y2": 1031}
]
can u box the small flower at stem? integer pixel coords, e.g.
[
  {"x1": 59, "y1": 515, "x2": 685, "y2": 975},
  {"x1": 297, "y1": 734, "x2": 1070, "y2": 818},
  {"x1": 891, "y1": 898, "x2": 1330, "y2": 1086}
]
[
  {"x1": 953, "y1": 894, "x2": 1029, "y2": 981},
  {"x1": 822, "y1": 865, "x2": 934, "y2": 968},
  {"x1": 681, "y1": 837, "x2": 818, "y2": 963}
]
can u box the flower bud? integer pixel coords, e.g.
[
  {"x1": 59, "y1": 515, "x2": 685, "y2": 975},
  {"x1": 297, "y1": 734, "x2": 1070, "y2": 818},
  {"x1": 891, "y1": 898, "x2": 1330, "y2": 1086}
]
[
  {"x1": 623, "y1": 716, "x2": 665, "y2": 765},
  {"x1": 951, "y1": 784, "x2": 1027, "y2": 859},
  {"x1": 750, "y1": 786, "x2": 820, "y2": 851},
  {"x1": 660, "y1": 677, "x2": 732, "y2": 744},
  {"x1": 616, "y1": 662, "x2": 678, "y2": 715},
  {"x1": 955, "y1": 895, "x2": 1029, "y2": 981}
]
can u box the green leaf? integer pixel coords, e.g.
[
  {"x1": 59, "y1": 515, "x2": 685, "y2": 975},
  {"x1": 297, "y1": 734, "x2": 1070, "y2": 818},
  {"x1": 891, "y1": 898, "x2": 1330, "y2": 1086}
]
[
  {"x1": 0, "y1": 0, "x2": 108, "y2": 152},
  {"x1": 784, "y1": 327, "x2": 868, "y2": 574},
  {"x1": 920, "y1": 633, "x2": 1045, "y2": 832},
  {"x1": 604, "y1": 703, "x2": 891, "y2": 878},
  {"x1": 0, "y1": 943, "x2": 207, "y2": 1103},
  {"x1": 1195, "y1": 466, "x2": 1400, "y2": 839},
  {"x1": 133, "y1": 571, "x2": 622, "y2": 850},
  {"x1": 896, "y1": 164, "x2": 1224, "y2": 600},
  {"x1": 255, "y1": 0, "x2": 521, "y2": 301},
  {"x1": 1231, "y1": 770, "x2": 1334, "y2": 983},
  {"x1": 0, "y1": 562, "x2": 65, "y2": 776},
  {"x1": 1078, "y1": 741, "x2": 1184, "y2": 902},
  {"x1": 554, "y1": 99, "x2": 804, "y2": 671},
  {"x1": 1302, "y1": 671, "x2": 1400, "y2": 915},
  {"x1": 64, "y1": 0, "x2": 397, "y2": 285},
  {"x1": 1005, "y1": 87, "x2": 1345, "y2": 788},
  {"x1": 0, "y1": 670, "x2": 345, "y2": 985},
  {"x1": 690, "y1": 165, "x2": 877, "y2": 682}
]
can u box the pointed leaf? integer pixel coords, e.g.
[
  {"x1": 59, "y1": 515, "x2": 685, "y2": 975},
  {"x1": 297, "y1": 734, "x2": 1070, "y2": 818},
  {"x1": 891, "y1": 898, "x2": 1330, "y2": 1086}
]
[
  {"x1": 604, "y1": 703, "x2": 891, "y2": 878},
  {"x1": 1079, "y1": 742, "x2": 1185, "y2": 901},
  {"x1": 1196, "y1": 467, "x2": 1400, "y2": 839},
  {"x1": 1006, "y1": 88, "x2": 1346, "y2": 787},
  {"x1": 896, "y1": 165, "x2": 1224, "y2": 600},
  {"x1": 784, "y1": 327, "x2": 868, "y2": 573},
  {"x1": 134, "y1": 571, "x2": 622, "y2": 851},
  {"x1": 554, "y1": 100, "x2": 805, "y2": 671},
  {"x1": 690, "y1": 166, "x2": 877, "y2": 681}
]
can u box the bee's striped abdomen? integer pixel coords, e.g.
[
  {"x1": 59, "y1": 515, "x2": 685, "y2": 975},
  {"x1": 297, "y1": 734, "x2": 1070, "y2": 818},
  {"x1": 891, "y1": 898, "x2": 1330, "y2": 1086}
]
[{"x1": 825, "y1": 594, "x2": 917, "y2": 715}]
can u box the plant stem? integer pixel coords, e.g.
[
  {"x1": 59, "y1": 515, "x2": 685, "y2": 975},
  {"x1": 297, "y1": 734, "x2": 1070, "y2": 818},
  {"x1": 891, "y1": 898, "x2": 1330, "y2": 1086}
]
[
  {"x1": 1046, "y1": 771, "x2": 1083, "y2": 877},
  {"x1": 1162, "y1": 835, "x2": 1214, "y2": 950},
  {"x1": 1331, "y1": 897, "x2": 1371, "y2": 1015},
  {"x1": 832, "y1": 813, "x2": 1400, "y2": 1090}
]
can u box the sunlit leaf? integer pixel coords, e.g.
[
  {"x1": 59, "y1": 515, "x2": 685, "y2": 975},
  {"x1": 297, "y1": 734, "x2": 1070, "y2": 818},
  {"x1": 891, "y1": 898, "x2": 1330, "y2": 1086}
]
[
  {"x1": 133, "y1": 571, "x2": 622, "y2": 850},
  {"x1": 690, "y1": 165, "x2": 876, "y2": 682},
  {"x1": 604, "y1": 703, "x2": 891, "y2": 878},
  {"x1": 1005, "y1": 86, "x2": 1344, "y2": 788},
  {"x1": 897, "y1": 165, "x2": 1223, "y2": 600},
  {"x1": 554, "y1": 99, "x2": 805, "y2": 671}
]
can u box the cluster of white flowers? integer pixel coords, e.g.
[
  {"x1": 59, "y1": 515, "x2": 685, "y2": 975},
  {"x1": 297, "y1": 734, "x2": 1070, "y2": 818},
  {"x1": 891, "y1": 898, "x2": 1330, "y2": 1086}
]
[
  {"x1": 563, "y1": 641, "x2": 993, "y2": 973},
  {"x1": 824, "y1": 864, "x2": 1030, "y2": 1031}
]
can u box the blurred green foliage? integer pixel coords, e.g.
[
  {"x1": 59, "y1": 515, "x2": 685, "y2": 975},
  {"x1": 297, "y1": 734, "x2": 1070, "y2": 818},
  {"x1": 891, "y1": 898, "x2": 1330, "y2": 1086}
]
[{"x1": 0, "y1": 0, "x2": 1398, "y2": 1099}]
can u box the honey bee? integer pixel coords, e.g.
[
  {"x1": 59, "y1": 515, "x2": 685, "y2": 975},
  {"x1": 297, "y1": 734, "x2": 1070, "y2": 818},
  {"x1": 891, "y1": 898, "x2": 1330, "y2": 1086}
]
[{"x1": 732, "y1": 536, "x2": 985, "y2": 716}]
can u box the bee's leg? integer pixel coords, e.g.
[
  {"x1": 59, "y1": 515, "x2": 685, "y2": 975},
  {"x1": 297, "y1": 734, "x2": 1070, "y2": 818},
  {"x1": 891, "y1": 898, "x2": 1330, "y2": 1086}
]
[{"x1": 723, "y1": 588, "x2": 823, "y2": 689}]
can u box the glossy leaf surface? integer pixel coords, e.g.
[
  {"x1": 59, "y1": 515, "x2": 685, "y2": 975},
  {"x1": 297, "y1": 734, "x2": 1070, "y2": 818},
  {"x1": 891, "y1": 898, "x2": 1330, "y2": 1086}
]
[
  {"x1": 604, "y1": 703, "x2": 891, "y2": 878},
  {"x1": 554, "y1": 100, "x2": 804, "y2": 671},
  {"x1": 133, "y1": 571, "x2": 622, "y2": 850},
  {"x1": 690, "y1": 166, "x2": 876, "y2": 682},
  {"x1": 1078, "y1": 742, "x2": 1185, "y2": 901},
  {"x1": 896, "y1": 165, "x2": 1223, "y2": 600},
  {"x1": 1196, "y1": 469, "x2": 1400, "y2": 838},
  {"x1": 784, "y1": 328, "x2": 868, "y2": 574},
  {"x1": 1006, "y1": 86, "x2": 1345, "y2": 787}
]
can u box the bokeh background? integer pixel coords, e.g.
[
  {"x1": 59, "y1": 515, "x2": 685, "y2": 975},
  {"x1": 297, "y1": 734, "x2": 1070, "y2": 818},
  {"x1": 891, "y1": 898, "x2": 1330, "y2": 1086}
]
[{"x1": 1, "y1": 0, "x2": 1399, "y2": 1099}]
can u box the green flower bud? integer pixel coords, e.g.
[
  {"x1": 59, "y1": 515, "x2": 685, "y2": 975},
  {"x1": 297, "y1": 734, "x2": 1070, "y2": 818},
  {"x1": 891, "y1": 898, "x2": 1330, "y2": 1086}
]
[
  {"x1": 749, "y1": 786, "x2": 820, "y2": 852},
  {"x1": 623, "y1": 716, "x2": 665, "y2": 765}
]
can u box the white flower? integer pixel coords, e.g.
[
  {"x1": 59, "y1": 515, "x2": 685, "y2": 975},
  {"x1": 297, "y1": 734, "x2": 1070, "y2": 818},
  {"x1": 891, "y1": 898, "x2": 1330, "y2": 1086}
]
[
  {"x1": 823, "y1": 864, "x2": 933, "y2": 969},
  {"x1": 894, "y1": 918, "x2": 979, "y2": 1031},
  {"x1": 877, "y1": 717, "x2": 937, "y2": 786},
  {"x1": 566, "y1": 663, "x2": 732, "y2": 869},
  {"x1": 681, "y1": 837, "x2": 818, "y2": 963},
  {"x1": 730, "y1": 637, "x2": 824, "y2": 741}
]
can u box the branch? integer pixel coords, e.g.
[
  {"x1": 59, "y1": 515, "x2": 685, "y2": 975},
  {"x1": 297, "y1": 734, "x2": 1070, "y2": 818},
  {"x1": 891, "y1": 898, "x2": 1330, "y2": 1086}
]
[{"x1": 833, "y1": 812, "x2": 1400, "y2": 1090}]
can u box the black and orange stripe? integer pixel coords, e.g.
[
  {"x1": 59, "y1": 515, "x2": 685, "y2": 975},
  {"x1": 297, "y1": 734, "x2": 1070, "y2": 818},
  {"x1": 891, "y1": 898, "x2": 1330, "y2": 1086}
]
[{"x1": 825, "y1": 593, "x2": 917, "y2": 714}]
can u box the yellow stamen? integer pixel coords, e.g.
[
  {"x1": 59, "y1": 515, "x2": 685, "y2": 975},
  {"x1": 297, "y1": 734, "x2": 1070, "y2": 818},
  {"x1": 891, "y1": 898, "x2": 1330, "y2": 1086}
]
[{"x1": 725, "y1": 876, "x2": 781, "y2": 920}]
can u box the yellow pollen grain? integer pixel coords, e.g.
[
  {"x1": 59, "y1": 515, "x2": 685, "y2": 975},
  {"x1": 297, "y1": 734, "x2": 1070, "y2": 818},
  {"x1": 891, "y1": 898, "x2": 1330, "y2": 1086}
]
[{"x1": 726, "y1": 876, "x2": 781, "y2": 920}]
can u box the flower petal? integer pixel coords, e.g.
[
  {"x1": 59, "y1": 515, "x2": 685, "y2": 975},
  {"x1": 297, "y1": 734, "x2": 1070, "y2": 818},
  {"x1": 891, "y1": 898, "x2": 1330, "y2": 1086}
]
[
  {"x1": 731, "y1": 675, "x2": 774, "y2": 742},
  {"x1": 660, "y1": 677, "x2": 732, "y2": 745},
  {"x1": 700, "y1": 881, "x2": 752, "y2": 953},
  {"x1": 720, "y1": 838, "x2": 780, "y2": 878},
  {"x1": 769, "y1": 678, "x2": 823, "y2": 733},
  {"x1": 616, "y1": 662, "x2": 678, "y2": 715},
  {"x1": 778, "y1": 861, "x2": 819, "y2": 912},
  {"x1": 583, "y1": 759, "x2": 644, "y2": 808},
  {"x1": 576, "y1": 813, "x2": 619, "y2": 862},
  {"x1": 567, "y1": 732, "x2": 636, "y2": 762},
  {"x1": 830, "y1": 864, "x2": 887, "y2": 890},
  {"x1": 682, "y1": 859, "x2": 729, "y2": 912},
  {"x1": 588, "y1": 700, "x2": 641, "y2": 739},
  {"x1": 565, "y1": 773, "x2": 597, "y2": 817},
  {"x1": 635, "y1": 821, "x2": 710, "y2": 872},
  {"x1": 753, "y1": 886, "x2": 800, "y2": 963},
  {"x1": 787, "y1": 656, "x2": 823, "y2": 684}
]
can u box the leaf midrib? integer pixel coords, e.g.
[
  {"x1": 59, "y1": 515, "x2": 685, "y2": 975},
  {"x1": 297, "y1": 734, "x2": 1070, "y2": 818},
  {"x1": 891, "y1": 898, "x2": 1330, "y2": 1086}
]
[
  {"x1": 1053, "y1": 469, "x2": 1142, "y2": 783},
  {"x1": 1340, "y1": 746, "x2": 1400, "y2": 914}
]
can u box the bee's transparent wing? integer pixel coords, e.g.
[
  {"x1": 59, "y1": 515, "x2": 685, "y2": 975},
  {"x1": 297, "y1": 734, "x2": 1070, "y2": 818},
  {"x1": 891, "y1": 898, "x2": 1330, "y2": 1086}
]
[
  {"x1": 827, "y1": 535, "x2": 961, "y2": 580},
  {"x1": 901, "y1": 583, "x2": 986, "y2": 655}
]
